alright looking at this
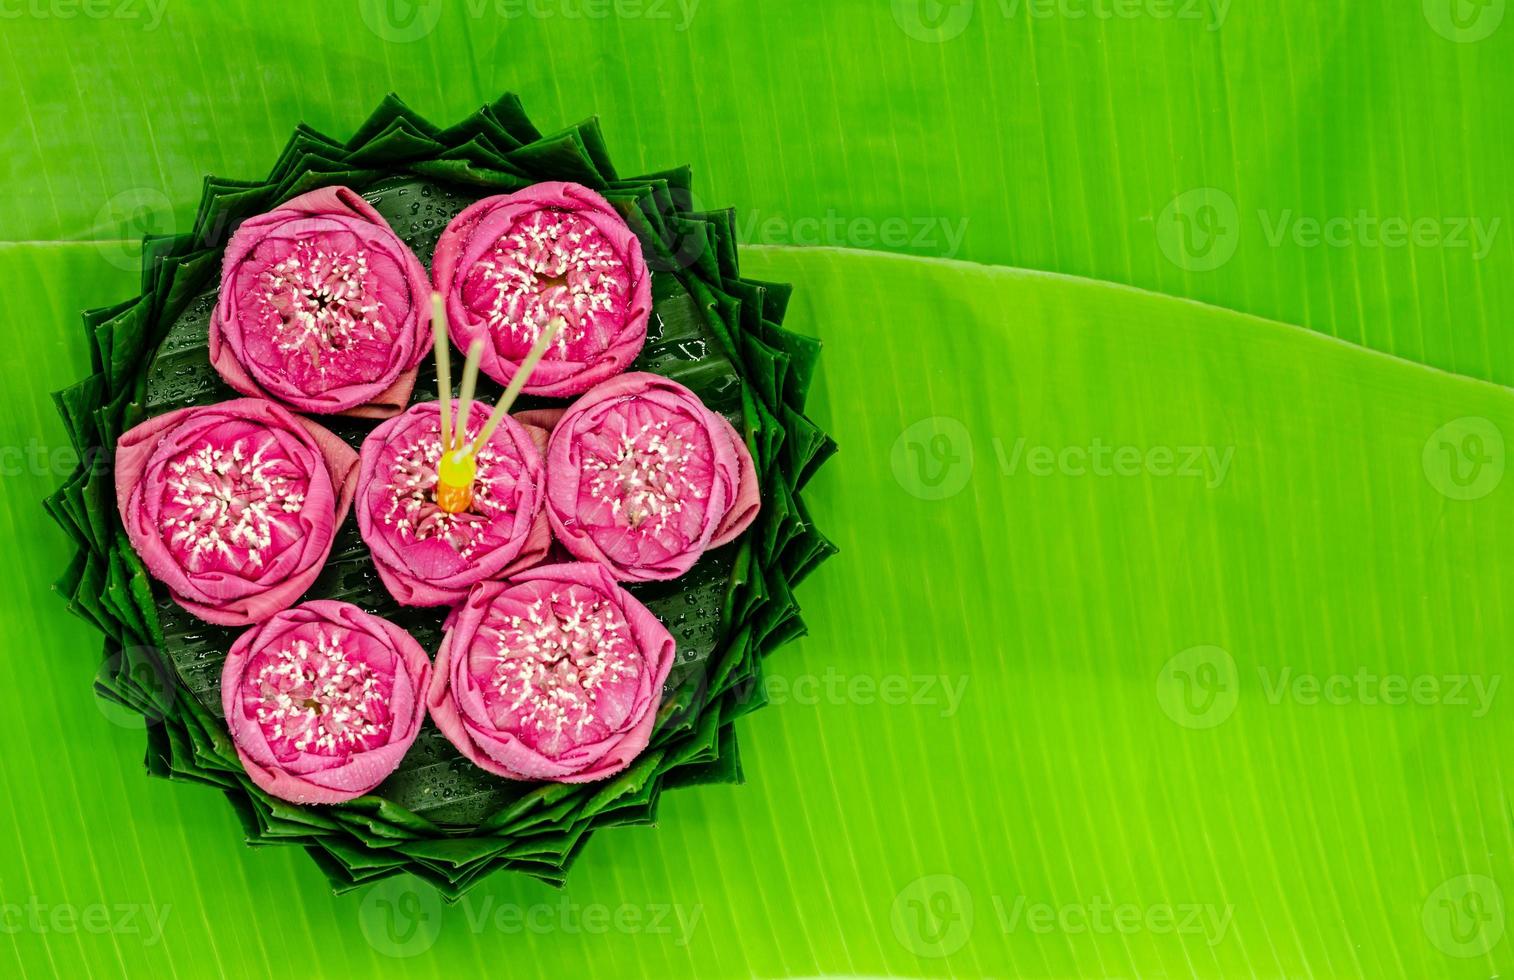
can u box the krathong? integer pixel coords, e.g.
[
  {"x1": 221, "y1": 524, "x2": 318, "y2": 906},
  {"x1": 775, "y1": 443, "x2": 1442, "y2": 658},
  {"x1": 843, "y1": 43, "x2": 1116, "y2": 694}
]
[{"x1": 54, "y1": 94, "x2": 834, "y2": 897}]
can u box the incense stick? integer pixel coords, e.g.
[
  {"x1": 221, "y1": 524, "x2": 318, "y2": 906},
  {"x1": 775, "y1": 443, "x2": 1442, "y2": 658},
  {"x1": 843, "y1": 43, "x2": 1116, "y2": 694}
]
[
  {"x1": 431, "y1": 292, "x2": 453, "y2": 454},
  {"x1": 454, "y1": 339, "x2": 485, "y2": 452},
  {"x1": 470, "y1": 316, "x2": 566, "y2": 456}
]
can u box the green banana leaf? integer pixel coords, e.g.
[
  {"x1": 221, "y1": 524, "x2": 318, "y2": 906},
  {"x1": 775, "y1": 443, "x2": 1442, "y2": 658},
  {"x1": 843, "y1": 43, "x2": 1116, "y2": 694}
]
[
  {"x1": 7, "y1": 235, "x2": 1511, "y2": 975},
  {"x1": 4, "y1": 1, "x2": 1512, "y2": 977},
  {"x1": 4, "y1": 1, "x2": 1513, "y2": 388}
]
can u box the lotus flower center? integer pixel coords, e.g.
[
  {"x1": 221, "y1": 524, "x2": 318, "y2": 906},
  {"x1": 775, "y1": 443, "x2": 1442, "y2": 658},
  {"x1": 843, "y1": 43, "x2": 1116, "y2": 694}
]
[
  {"x1": 488, "y1": 592, "x2": 637, "y2": 743},
  {"x1": 251, "y1": 628, "x2": 392, "y2": 756},
  {"x1": 260, "y1": 242, "x2": 389, "y2": 369},
  {"x1": 478, "y1": 209, "x2": 627, "y2": 351},
  {"x1": 583, "y1": 420, "x2": 699, "y2": 534},
  {"x1": 163, "y1": 438, "x2": 307, "y2": 571}
]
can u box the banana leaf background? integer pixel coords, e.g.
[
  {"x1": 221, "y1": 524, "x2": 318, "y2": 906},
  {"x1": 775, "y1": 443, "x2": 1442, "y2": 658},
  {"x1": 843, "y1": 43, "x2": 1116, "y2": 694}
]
[{"x1": 2, "y1": 0, "x2": 1513, "y2": 976}]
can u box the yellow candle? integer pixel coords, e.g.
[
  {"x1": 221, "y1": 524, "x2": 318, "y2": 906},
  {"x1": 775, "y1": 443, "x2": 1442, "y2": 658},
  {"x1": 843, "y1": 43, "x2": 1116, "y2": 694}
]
[{"x1": 436, "y1": 449, "x2": 477, "y2": 514}]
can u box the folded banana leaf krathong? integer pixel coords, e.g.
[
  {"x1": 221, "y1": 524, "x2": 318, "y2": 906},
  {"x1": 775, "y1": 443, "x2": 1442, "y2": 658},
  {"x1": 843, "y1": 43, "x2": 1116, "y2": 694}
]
[{"x1": 45, "y1": 93, "x2": 836, "y2": 899}]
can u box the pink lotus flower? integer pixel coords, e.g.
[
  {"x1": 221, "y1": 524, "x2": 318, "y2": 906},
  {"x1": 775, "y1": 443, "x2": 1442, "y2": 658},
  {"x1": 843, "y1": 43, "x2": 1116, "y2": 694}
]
[
  {"x1": 356, "y1": 402, "x2": 550, "y2": 607},
  {"x1": 221, "y1": 600, "x2": 430, "y2": 805},
  {"x1": 545, "y1": 373, "x2": 760, "y2": 581},
  {"x1": 432, "y1": 181, "x2": 651, "y2": 397},
  {"x1": 210, "y1": 186, "x2": 432, "y2": 417},
  {"x1": 114, "y1": 398, "x2": 359, "y2": 626},
  {"x1": 428, "y1": 563, "x2": 676, "y2": 783}
]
